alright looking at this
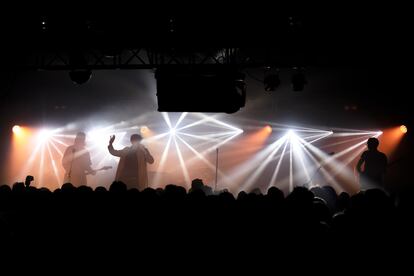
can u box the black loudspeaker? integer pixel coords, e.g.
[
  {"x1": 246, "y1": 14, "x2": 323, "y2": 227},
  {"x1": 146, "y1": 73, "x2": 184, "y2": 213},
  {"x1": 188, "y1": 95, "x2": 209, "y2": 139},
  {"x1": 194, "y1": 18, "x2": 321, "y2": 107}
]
[{"x1": 155, "y1": 66, "x2": 246, "y2": 113}]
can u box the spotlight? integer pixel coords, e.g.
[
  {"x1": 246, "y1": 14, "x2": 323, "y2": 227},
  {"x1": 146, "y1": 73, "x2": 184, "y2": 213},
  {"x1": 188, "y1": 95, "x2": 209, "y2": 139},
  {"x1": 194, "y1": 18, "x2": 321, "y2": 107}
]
[
  {"x1": 265, "y1": 125, "x2": 273, "y2": 133},
  {"x1": 140, "y1": 126, "x2": 149, "y2": 134},
  {"x1": 400, "y1": 125, "x2": 408, "y2": 134},
  {"x1": 264, "y1": 68, "x2": 280, "y2": 92},
  {"x1": 170, "y1": 128, "x2": 177, "y2": 136},
  {"x1": 377, "y1": 131, "x2": 383, "y2": 136},
  {"x1": 291, "y1": 67, "x2": 307, "y2": 91},
  {"x1": 38, "y1": 129, "x2": 53, "y2": 142},
  {"x1": 12, "y1": 125, "x2": 22, "y2": 135},
  {"x1": 40, "y1": 16, "x2": 47, "y2": 31}
]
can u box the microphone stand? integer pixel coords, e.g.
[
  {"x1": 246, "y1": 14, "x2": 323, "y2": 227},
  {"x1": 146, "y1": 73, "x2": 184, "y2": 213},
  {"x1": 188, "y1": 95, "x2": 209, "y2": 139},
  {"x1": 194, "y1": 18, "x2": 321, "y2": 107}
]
[
  {"x1": 305, "y1": 152, "x2": 335, "y2": 188},
  {"x1": 215, "y1": 148, "x2": 219, "y2": 191},
  {"x1": 306, "y1": 165, "x2": 323, "y2": 188}
]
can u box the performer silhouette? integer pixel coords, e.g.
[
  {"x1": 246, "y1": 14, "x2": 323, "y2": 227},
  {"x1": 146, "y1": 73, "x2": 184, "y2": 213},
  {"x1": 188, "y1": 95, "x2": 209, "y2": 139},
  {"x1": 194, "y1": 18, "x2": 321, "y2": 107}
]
[
  {"x1": 356, "y1": 137, "x2": 388, "y2": 190},
  {"x1": 62, "y1": 132, "x2": 96, "y2": 186},
  {"x1": 108, "y1": 134, "x2": 154, "y2": 190}
]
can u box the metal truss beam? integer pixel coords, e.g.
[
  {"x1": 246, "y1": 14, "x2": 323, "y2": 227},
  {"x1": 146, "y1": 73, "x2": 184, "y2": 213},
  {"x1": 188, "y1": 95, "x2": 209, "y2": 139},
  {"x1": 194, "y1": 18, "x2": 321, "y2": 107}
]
[{"x1": 10, "y1": 48, "x2": 307, "y2": 70}]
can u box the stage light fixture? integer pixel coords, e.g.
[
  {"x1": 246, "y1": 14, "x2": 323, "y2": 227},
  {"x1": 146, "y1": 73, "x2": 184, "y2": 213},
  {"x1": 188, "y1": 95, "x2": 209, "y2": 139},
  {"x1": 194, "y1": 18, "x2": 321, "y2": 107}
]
[
  {"x1": 264, "y1": 68, "x2": 280, "y2": 92},
  {"x1": 287, "y1": 129, "x2": 295, "y2": 137},
  {"x1": 265, "y1": 125, "x2": 273, "y2": 133},
  {"x1": 140, "y1": 126, "x2": 149, "y2": 134},
  {"x1": 38, "y1": 129, "x2": 53, "y2": 143},
  {"x1": 40, "y1": 16, "x2": 47, "y2": 31},
  {"x1": 12, "y1": 125, "x2": 22, "y2": 135},
  {"x1": 69, "y1": 51, "x2": 92, "y2": 85},
  {"x1": 400, "y1": 125, "x2": 407, "y2": 134},
  {"x1": 291, "y1": 67, "x2": 307, "y2": 91},
  {"x1": 69, "y1": 70, "x2": 92, "y2": 85}
]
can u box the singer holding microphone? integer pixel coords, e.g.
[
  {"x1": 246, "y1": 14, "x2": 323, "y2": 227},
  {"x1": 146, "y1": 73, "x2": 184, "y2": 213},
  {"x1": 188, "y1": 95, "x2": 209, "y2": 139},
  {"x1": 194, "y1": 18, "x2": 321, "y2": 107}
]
[
  {"x1": 62, "y1": 132, "x2": 96, "y2": 187},
  {"x1": 108, "y1": 133, "x2": 154, "y2": 190}
]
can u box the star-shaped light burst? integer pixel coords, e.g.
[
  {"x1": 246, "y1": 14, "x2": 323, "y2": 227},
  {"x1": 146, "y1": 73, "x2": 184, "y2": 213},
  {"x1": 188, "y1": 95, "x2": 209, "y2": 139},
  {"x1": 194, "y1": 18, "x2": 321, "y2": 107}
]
[{"x1": 147, "y1": 112, "x2": 243, "y2": 188}]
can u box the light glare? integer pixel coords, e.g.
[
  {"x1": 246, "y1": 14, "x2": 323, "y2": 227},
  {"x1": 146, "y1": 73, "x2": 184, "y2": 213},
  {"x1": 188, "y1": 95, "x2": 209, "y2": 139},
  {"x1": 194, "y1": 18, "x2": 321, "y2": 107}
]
[{"x1": 12, "y1": 125, "x2": 22, "y2": 135}]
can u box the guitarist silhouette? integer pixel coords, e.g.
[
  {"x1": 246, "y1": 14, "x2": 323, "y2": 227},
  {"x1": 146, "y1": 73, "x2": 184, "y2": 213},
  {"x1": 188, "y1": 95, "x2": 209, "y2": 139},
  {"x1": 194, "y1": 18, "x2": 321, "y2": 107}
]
[{"x1": 62, "y1": 132, "x2": 96, "y2": 186}]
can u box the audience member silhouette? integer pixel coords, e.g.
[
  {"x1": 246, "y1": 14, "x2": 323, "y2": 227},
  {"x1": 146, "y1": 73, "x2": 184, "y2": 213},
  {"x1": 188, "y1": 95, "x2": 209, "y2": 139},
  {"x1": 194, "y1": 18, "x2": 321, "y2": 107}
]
[
  {"x1": 24, "y1": 175, "x2": 34, "y2": 188},
  {"x1": 189, "y1": 178, "x2": 213, "y2": 195},
  {"x1": 0, "y1": 174, "x2": 411, "y2": 263}
]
